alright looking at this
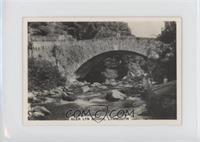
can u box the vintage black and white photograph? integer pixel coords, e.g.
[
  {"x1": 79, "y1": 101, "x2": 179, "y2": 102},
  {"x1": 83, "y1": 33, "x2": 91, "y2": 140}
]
[{"x1": 24, "y1": 17, "x2": 181, "y2": 124}]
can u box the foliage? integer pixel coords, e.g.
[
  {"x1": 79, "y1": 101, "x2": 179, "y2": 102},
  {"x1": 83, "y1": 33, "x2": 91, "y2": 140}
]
[
  {"x1": 28, "y1": 22, "x2": 132, "y2": 40},
  {"x1": 28, "y1": 22, "x2": 50, "y2": 36},
  {"x1": 157, "y1": 22, "x2": 176, "y2": 44},
  {"x1": 28, "y1": 58, "x2": 66, "y2": 91},
  {"x1": 156, "y1": 21, "x2": 177, "y2": 81}
]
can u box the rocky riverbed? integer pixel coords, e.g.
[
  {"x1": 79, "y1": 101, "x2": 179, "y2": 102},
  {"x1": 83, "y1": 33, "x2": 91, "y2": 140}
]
[
  {"x1": 28, "y1": 79, "x2": 151, "y2": 120},
  {"x1": 28, "y1": 78, "x2": 177, "y2": 120}
]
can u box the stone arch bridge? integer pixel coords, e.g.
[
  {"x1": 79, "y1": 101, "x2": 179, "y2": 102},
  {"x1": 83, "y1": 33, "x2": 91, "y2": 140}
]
[
  {"x1": 57, "y1": 38, "x2": 166, "y2": 82},
  {"x1": 30, "y1": 37, "x2": 167, "y2": 82}
]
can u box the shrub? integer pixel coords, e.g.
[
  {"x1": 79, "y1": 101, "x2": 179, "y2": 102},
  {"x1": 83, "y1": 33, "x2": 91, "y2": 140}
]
[{"x1": 28, "y1": 58, "x2": 66, "y2": 91}]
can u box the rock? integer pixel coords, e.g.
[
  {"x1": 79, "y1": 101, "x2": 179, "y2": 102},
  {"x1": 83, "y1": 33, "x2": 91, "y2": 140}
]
[
  {"x1": 68, "y1": 85, "x2": 83, "y2": 94},
  {"x1": 81, "y1": 85, "x2": 90, "y2": 93},
  {"x1": 32, "y1": 106, "x2": 51, "y2": 115},
  {"x1": 134, "y1": 104, "x2": 147, "y2": 116},
  {"x1": 105, "y1": 79, "x2": 118, "y2": 86},
  {"x1": 28, "y1": 92, "x2": 41, "y2": 103},
  {"x1": 127, "y1": 62, "x2": 145, "y2": 77},
  {"x1": 105, "y1": 79, "x2": 110, "y2": 85},
  {"x1": 127, "y1": 97, "x2": 141, "y2": 101},
  {"x1": 28, "y1": 92, "x2": 35, "y2": 99},
  {"x1": 61, "y1": 93, "x2": 76, "y2": 101},
  {"x1": 49, "y1": 90, "x2": 56, "y2": 96},
  {"x1": 53, "y1": 88, "x2": 63, "y2": 94},
  {"x1": 66, "y1": 91, "x2": 74, "y2": 95},
  {"x1": 110, "y1": 79, "x2": 118, "y2": 86},
  {"x1": 31, "y1": 111, "x2": 45, "y2": 118},
  {"x1": 72, "y1": 81, "x2": 86, "y2": 86},
  {"x1": 29, "y1": 106, "x2": 51, "y2": 119},
  {"x1": 106, "y1": 90, "x2": 127, "y2": 102},
  {"x1": 49, "y1": 88, "x2": 63, "y2": 98},
  {"x1": 36, "y1": 91, "x2": 49, "y2": 97},
  {"x1": 32, "y1": 91, "x2": 40, "y2": 95},
  {"x1": 43, "y1": 97, "x2": 57, "y2": 104},
  {"x1": 163, "y1": 77, "x2": 168, "y2": 84},
  {"x1": 42, "y1": 90, "x2": 49, "y2": 95},
  {"x1": 98, "y1": 85, "x2": 107, "y2": 89},
  {"x1": 102, "y1": 68, "x2": 118, "y2": 80},
  {"x1": 28, "y1": 103, "x2": 31, "y2": 111},
  {"x1": 91, "y1": 82, "x2": 101, "y2": 87}
]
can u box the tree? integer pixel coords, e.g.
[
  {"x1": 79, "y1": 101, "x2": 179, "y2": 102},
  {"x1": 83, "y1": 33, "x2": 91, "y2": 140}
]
[
  {"x1": 28, "y1": 22, "x2": 132, "y2": 40},
  {"x1": 157, "y1": 22, "x2": 176, "y2": 81},
  {"x1": 158, "y1": 22, "x2": 176, "y2": 44},
  {"x1": 28, "y1": 58, "x2": 66, "y2": 91}
]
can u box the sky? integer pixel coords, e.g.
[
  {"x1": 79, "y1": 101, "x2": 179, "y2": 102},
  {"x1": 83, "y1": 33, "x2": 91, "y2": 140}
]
[{"x1": 128, "y1": 21, "x2": 165, "y2": 38}]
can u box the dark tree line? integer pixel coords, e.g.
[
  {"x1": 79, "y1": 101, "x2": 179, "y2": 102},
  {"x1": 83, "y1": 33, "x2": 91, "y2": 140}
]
[
  {"x1": 157, "y1": 21, "x2": 176, "y2": 81},
  {"x1": 157, "y1": 22, "x2": 176, "y2": 44},
  {"x1": 28, "y1": 22, "x2": 132, "y2": 40}
]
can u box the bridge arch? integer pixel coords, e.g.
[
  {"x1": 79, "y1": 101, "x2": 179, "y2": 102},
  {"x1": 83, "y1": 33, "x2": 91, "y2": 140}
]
[
  {"x1": 75, "y1": 50, "x2": 148, "y2": 83},
  {"x1": 45, "y1": 38, "x2": 167, "y2": 83}
]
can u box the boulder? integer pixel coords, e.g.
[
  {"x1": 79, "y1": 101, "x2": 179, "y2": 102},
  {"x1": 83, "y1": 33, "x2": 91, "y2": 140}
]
[
  {"x1": 49, "y1": 88, "x2": 63, "y2": 98},
  {"x1": 91, "y1": 82, "x2": 101, "y2": 87},
  {"x1": 28, "y1": 92, "x2": 35, "y2": 99},
  {"x1": 49, "y1": 90, "x2": 56, "y2": 96},
  {"x1": 53, "y1": 88, "x2": 63, "y2": 94},
  {"x1": 105, "y1": 79, "x2": 118, "y2": 86},
  {"x1": 65, "y1": 91, "x2": 74, "y2": 95},
  {"x1": 102, "y1": 68, "x2": 118, "y2": 80},
  {"x1": 28, "y1": 106, "x2": 51, "y2": 120},
  {"x1": 72, "y1": 80, "x2": 86, "y2": 86},
  {"x1": 110, "y1": 79, "x2": 118, "y2": 86},
  {"x1": 61, "y1": 92, "x2": 76, "y2": 101},
  {"x1": 32, "y1": 106, "x2": 51, "y2": 115},
  {"x1": 106, "y1": 90, "x2": 127, "y2": 102},
  {"x1": 42, "y1": 90, "x2": 49, "y2": 95},
  {"x1": 81, "y1": 85, "x2": 90, "y2": 93},
  {"x1": 127, "y1": 96, "x2": 141, "y2": 101},
  {"x1": 28, "y1": 92, "x2": 41, "y2": 103},
  {"x1": 134, "y1": 104, "x2": 147, "y2": 116},
  {"x1": 43, "y1": 97, "x2": 57, "y2": 104},
  {"x1": 31, "y1": 111, "x2": 45, "y2": 119}
]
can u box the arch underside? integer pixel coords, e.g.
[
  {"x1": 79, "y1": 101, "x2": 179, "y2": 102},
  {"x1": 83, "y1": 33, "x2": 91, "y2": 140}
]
[{"x1": 75, "y1": 50, "x2": 147, "y2": 83}]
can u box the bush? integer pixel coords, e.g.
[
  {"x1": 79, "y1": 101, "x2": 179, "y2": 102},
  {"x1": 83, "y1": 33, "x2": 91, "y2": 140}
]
[{"x1": 28, "y1": 58, "x2": 66, "y2": 91}]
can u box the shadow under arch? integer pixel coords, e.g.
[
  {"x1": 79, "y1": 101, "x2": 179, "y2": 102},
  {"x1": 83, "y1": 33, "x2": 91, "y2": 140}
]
[{"x1": 75, "y1": 50, "x2": 148, "y2": 83}]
